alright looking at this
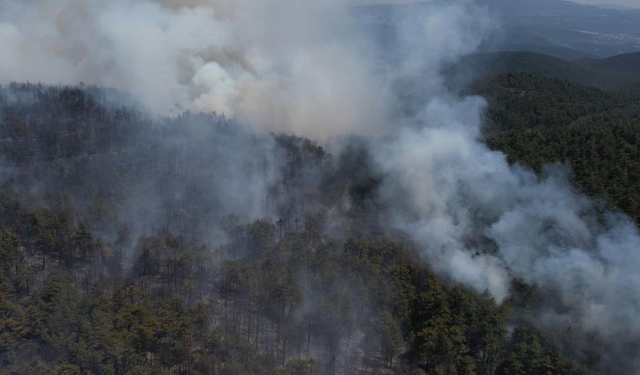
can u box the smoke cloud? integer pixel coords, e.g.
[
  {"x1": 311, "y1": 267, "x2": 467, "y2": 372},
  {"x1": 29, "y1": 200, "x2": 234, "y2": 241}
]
[
  {"x1": 374, "y1": 94, "x2": 640, "y2": 372},
  {"x1": 2, "y1": 0, "x2": 640, "y2": 372},
  {"x1": 0, "y1": 0, "x2": 391, "y2": 139}
]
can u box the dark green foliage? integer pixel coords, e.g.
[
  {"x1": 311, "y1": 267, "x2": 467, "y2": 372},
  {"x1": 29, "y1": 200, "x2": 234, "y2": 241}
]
[
  {"x1": 450, "y1": 70, "x2": 640, "y2": 225},
  {"x1": 0, "y1": 184, "x2": 583, "y2": 374},
  {"x1": 0, "y1": 78, "x2": 612, "y2": 374},
  {"x1": 454, "y1": 52, "x2": 640, "y2": 90},
  {"x1": 476, "y1": 73, "x2": 640, "y2": 223},
  {"x1": 579, "y1": 53, "x2": 640, "y2": 78},
  {"x1": 497, "y1": 325, "x2": 582, "y2": 375},
  {"x1": 469, "y1": 73, "x2": 628, "y2": 131}
]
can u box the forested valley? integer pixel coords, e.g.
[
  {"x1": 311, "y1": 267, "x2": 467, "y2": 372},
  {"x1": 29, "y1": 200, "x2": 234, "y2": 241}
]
[{"x1": 1, "y1": 63, "x2": 639, "y2": 375}]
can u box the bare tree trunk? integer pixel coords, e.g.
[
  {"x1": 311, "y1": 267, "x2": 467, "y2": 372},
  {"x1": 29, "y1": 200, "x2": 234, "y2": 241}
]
[
  {"x1": 282, "y1": 330, "x2": 287, "y2": 366},
  {"x1": 307, "y1": 322, "x2": 312, "y2": 357},
  {"x1": 256, "y1": 315, "x2": 261, "y2": 349}
]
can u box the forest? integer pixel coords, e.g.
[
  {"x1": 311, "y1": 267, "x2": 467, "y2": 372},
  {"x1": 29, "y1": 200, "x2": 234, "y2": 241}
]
[
  {"x1": 1, "y1": 69, "x2": 637, "y2": 375},
  {"x1": 473, "y1": 73, "x2": 640, "y2": 223}
]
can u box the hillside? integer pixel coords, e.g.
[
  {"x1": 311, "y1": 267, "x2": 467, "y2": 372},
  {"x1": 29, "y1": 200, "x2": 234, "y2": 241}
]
[
  {"x1": 3, "y1": 0, "x2": 640, "y2": 373},
  {"x1": 468, "y1": 73, "x2": 624, "y2": 130},
  {"x1": 2, "y1": 63, "x2": 640, "y2": 374},
  {"x1": 577, "y1": 52, "x2": 640, "y2": 74},
  {"x1": 454, "y1": 51, "x2": 640, "y2": 90},
  {"x1": 620, "y1": 81, "x2": 640, "y2": 97},
  {"x1": 466, "y1": 72, "x2": 640, "y2": 223},
  {"x1": 0, "y1": 83, "x2": 594, "y2": 375},
  {"x1": 484, "y1": 0, "x2": 640, "y2": 56},
  {"x1": 486, "y1": 44, "x2": 599, "y2": 61},
  {"x1": 356, "y1": 0, "x2": 640, "y2": 57}
]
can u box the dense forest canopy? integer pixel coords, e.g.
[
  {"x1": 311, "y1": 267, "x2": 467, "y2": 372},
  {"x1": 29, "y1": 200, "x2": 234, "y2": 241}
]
[
  {"x1": 1, "y1": 64, "x2": 640, "y2": 374},
  {"x1": 0, "y1": 83, "x2": 515, "y2": 375},
  {"x1": 471, "y1": 73, "x2": 640, "y2": 223},
  {"x1": 1, "y1": 0, "x2": 640, "y2": 374}
]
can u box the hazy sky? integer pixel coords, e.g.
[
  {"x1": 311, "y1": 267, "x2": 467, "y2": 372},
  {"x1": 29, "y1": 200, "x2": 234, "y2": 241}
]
[
  {"x1": 353, "y1": 0, "x2": 640, "y2": 9},
  {"x1": 571, "y1": 0, "x2": 640, "y2": 7}
]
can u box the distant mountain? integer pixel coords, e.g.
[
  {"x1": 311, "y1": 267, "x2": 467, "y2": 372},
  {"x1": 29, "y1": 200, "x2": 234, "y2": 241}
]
[
  {"x1": 486, "y1": 43, "x2": 599, "y2": 61},
  {"x1": 479, "y1": 72, "x2": 640, "y2": 224},
  {"x1": 619, "y1": 81, "x2": 640, "y2": 98},
  {"x1": 355, "y1": 1, "x2": 640, "y2": 90},
  {"x1": 594, "y1": 4, "x2": 638, "y2": 11},
  {"x1": 355, "y1": 0, "x2": 640, "y2": 58},
  {"x1": 468, "y1": 72, "x2": 623, "y2": 131},
  {"x1": 483, "y1": 0, "x2": 640, "y2": 57},
  {"x1": 578, "y1": 52, "x2": 640, "y2": 73},
  {"x1": 451, "y1": 51, "x2": 640, "y2": 90}
]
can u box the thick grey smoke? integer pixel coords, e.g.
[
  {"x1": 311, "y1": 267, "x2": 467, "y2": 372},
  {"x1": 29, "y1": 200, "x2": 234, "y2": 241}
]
[
  {"x1": 0, "y1": 0, "x2": 390, "y2": 139},
  {"x1": 374, "y1": 94, "x2": 640, "y2": 370},
  {"x1": 369, "y1": 2, "x2": 640, "y2": 373},
  {"x1": 3, "y1": 0, "x2": 640, "y2": 372}
]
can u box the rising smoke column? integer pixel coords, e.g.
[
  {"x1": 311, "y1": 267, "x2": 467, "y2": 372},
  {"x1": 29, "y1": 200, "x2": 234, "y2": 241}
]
[
  {"x1": 371, "y1": 2, "x2": 640, "y2": 373},
  {"x1": 0, "y1": 0, "x2": 391, "y2": 139},
  {"x1": 2, "y1": 0, "x2": 640, "y2": 372}
]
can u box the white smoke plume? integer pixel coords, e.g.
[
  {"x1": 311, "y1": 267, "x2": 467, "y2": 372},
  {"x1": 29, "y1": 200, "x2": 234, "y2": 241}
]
[
  {"x1": 0, "y1": 0, "x2": 390, "y2": 139},
  {"x1": 369, "y1": 2, "x2": 640, "y2": 372},
  {"x1": 2, "y1": 0, "x2": 640, "y2": 372}
]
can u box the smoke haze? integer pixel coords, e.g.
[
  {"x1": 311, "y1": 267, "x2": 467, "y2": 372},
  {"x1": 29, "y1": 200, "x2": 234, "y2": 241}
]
[
  {"x1": 2, "y1": 0, "x2": 640, "y2": 373},
  {"x1": 0, "y1": 0, "x2": 392, "y2": 139}
]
